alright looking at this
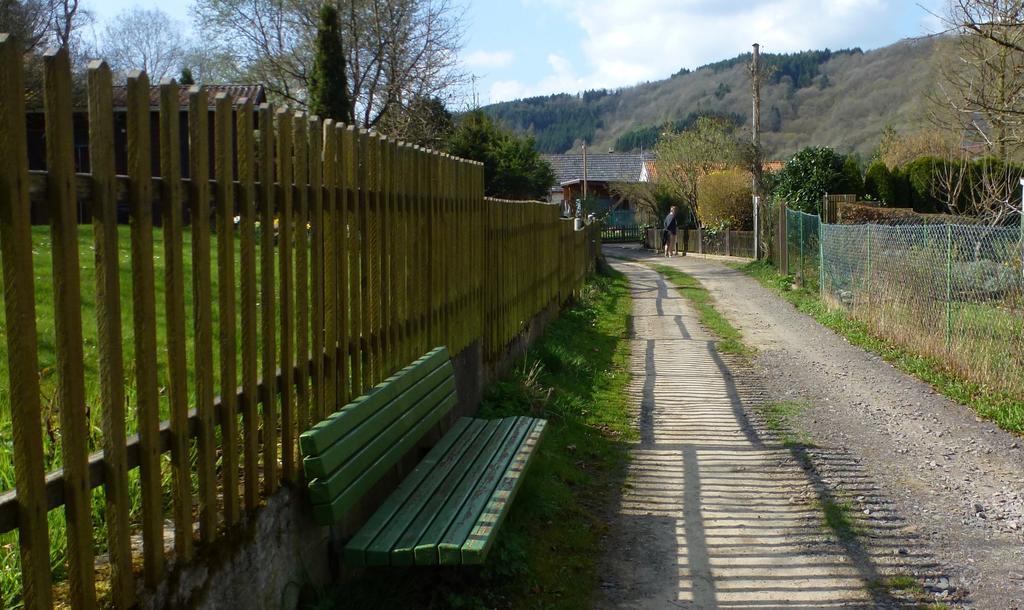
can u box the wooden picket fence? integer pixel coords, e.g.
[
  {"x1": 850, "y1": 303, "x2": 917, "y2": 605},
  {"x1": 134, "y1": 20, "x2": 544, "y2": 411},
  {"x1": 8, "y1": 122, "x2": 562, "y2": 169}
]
[{"x1": 0, "y1": 39, "x2": 598, "y2": 609}]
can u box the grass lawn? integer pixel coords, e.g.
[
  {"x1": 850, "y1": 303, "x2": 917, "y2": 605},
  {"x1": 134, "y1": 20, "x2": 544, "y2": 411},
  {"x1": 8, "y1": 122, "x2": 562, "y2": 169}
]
[
  {"x1": 323, "y1": 264, "x2": 634, "y2": 609},
  {"x1": 0, "y1": 224, "x2": 274, "y2": 608},
  {"x1": 739, "y1": 260, "x2": 1024, "y2": 435}
]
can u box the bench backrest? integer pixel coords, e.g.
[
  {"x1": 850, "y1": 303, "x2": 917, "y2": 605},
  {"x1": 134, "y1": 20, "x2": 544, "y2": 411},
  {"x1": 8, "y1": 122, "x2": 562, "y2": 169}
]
[{"x1": 299, "y1": 346, "x2": 458, "y2": 524}]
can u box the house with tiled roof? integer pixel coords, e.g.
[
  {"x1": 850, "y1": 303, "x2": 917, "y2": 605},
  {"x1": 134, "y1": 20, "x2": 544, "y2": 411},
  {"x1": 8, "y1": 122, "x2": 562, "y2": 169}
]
[
  {"x1": 25, "y1": 84, "x2": 266, "y2": 224},
  {"x1": 542, "y1": 150, "x2": 651, "y2": 223},
  {"x1": 26, "y1": 83, "x2": 266, "y2": 176}
]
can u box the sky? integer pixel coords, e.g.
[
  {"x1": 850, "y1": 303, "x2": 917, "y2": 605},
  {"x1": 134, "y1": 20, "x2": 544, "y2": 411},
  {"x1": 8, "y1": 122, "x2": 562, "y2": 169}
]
[{"x1": 85, "y1": 0, "x2": 948, "y2": 105}]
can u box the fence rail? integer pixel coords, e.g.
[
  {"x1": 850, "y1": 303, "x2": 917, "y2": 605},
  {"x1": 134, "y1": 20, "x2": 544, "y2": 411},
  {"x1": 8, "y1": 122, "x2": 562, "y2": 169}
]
[
  {"x1": 601, "y1": 224, "x2": 644, "y2": 243},
  {"x1": 0, "y1": 40, "x2": 598, "y2": 609},
  {"x1": 682, "y1": 229, "x2": 755, "y2": 258}
]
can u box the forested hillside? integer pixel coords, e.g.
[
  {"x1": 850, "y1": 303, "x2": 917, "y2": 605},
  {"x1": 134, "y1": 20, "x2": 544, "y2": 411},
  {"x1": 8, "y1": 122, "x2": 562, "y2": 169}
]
[{"x1": 482, "y1": 37, "x2": 945, "y2": 158}]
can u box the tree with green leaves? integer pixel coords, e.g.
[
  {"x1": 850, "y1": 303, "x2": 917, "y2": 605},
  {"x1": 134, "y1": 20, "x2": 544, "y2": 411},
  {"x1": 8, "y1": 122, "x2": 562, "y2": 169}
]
[
  {"x1": 308, "y1": 3, "x2": 352, "y2": 123},
  {"x1": 447, "y1": 110, "x2": 554, "y2": 200},
  {"x1": 771, "y1": 146, "x2": 851, "y2": 213},
  {"x1": 653, "y1": 116, "x2": 749, "y2": 225}
]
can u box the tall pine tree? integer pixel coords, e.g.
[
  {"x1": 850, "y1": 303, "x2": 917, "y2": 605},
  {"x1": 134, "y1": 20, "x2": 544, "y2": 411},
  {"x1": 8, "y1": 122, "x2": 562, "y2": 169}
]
[{"x1": 308, "y1": 3, "x2": 352, "y2": 123}]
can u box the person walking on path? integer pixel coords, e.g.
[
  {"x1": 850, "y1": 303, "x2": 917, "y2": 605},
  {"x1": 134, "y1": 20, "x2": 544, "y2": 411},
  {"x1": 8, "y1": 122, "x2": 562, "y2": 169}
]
[{"x1": 662, "y1": 206, "x2": 678, "y2": 257}]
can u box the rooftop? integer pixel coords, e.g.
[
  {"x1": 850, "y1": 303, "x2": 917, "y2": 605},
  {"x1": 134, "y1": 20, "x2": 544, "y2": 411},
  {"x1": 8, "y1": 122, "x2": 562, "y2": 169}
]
[{"x1": 542, "y1": 152, "x2": 650, "y2": 186}]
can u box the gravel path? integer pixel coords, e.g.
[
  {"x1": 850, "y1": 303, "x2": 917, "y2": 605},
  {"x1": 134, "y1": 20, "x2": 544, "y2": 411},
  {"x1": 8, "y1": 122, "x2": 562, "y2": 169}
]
[
  {"x1": 601, "y1": 260, "x2": 874, "y2": 609},
  {"x1": 606, "y1": 245, "x2": 1024, "y2": 609}
]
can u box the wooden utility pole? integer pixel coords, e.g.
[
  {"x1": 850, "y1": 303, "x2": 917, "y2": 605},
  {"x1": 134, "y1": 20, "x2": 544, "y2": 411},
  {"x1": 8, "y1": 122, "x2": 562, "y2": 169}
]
[{"x1": 750, "y1": 42, "x2": 764, "y2": 259}]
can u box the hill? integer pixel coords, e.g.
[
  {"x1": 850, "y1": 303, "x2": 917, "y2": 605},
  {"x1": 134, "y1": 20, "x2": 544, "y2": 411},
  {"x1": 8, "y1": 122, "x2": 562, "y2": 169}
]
[{"x1": 481, "y1": 36, "x2": 946, "y2": 159}]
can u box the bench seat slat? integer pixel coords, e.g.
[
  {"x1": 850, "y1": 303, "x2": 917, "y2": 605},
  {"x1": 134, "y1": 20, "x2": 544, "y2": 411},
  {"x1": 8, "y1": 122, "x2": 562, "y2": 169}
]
[
  {"x1": 434, "y1": 416, "x2": 535, "y2": 565},
  {"x1": 411, "y1": 418, "x2": 522, "y2": 566},
  {"x1": 299, "y1": 347, "x2": 449, "y2": 455},
  {"x1": 307, "y1": 376, "x2": 455, "y2": 504},
  {"x1": 352, "y1": 419, "x2": 489, "y2": 566},
  {"x1": 310, "y1": 388, "x2": 457, "y2": 524},
  {"x1": 303, "y1": 363, "x2": 454, "y2": 479},
  {"x1": 460, "y1": 418, "x2": 547, "y2": 564},
  {"x1": 387, "y1": 419, "x2": 508, "y2": 566}
]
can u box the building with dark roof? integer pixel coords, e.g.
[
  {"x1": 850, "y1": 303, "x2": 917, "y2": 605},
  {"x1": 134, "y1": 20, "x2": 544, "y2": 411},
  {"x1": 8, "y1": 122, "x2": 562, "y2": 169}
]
[
  {"x1": 25, "y1": 84, "x2": 267, "y2": 224},
  {"x1": 541, "y1": 151, "x2": 651, "y2": 223},
  {"x1": 26, "y1": 84, "x2": 266, "y2": 176}
]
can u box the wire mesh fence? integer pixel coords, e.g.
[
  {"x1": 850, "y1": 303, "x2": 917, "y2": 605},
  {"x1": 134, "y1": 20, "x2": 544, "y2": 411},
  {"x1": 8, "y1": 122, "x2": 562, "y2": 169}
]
[
  {"x1": 785, "y1": 208, "x2": 821, "y2": 289},
  {"x1": 821, "y1": 221, "x2": 1024, "y2": 398}
]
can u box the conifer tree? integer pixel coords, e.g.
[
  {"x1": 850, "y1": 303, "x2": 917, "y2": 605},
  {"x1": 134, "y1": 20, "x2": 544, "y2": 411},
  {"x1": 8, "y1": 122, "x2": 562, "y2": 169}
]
[{"x1": 308, "y1": 3, "x2": 352, "y2": 123}]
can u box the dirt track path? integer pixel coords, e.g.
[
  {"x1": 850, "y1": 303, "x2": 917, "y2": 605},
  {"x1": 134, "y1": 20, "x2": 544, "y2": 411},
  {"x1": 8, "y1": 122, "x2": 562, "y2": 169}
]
[
  {"x1": 606, "y1": 245, "x2": 1024, "y2": 610},
  {"x1": 601, "y1": 260, "x2": 873, "y2": 609}
]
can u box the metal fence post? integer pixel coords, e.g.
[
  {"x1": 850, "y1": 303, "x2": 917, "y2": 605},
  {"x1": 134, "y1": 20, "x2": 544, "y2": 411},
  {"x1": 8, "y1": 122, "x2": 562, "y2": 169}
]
[
  {"x1": 799, "y1": 213, "x2": 805, "y2": 286},
  {"x1": 945, "y1": 224, "x2": 953, "y2": 351},
  {"x1": 818, "y1": 218, "x2": 824, "y2": 293},
  {"x1": 866, "y1": 224, "x2": 873, "y2": 299},
  {"x1": 778, "y1": 203, "x2": 788, "y2": 275}
]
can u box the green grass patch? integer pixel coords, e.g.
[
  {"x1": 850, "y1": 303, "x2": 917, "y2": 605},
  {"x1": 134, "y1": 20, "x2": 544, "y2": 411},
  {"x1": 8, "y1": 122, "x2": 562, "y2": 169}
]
[
  {"x1": 885, "y1": 574, "x2": 926, "y2": 594},
  {"x1": 866, "y1": 574, "x2": 950, "y2": 609},
  {"x1": 738, "y1": 260, "x2": 1024, "y2": 435},
  {"x1": 328, "y1": 267, "x2": 634, "y2": 609},
  {"x1": 758, "y1": 401, "x2": 817, "y2": 448},
  {"x1": 819, "y1": 498, "x2": 862, "y2": 543},
  {"x1": 649, "y1": 264, "x2": 752, "y2": 356}
]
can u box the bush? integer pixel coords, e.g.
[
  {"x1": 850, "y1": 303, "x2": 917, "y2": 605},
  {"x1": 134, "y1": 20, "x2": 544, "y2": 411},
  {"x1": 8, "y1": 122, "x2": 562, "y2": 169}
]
[
  {"x1": 837, "y1": 201, "x2": 919, "y2": 224},
  {"x1": 697, "y1": 169, "x2": 753, "y2": 230},
  {"x1": 903, "y1": 156, "x2": 945, "y2": 213},
  {"x1": 863, "y1": 160, "x2": 889, "y2": 203},
  {"x1": 771, "y1": 146, "x2": 850, "y2": 213},
  {"x1": 955, "y1": 260, "x2": 1020, "y2": 297},
  {"x1": 447, "y1": 110, "x2": 555, "y2": 200},
  {"x1": 840, "y1": 155, "x2": 864, "y2": 196},
  {"x1": 863, "y1": 159, "x2": 909, "y2": 205}
]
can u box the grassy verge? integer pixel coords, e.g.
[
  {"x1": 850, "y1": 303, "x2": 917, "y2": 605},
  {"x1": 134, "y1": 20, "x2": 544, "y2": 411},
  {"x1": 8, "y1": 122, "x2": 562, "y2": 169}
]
[
  {"x1": 328, "y1": 265, "x2": 634, "y2": 609},
  {"x1": 648, "y1": 263, "x2": 751, "y2": 357},
  {"x1": 738, "y1": 260, "x2": 1024, "y2": 435}
]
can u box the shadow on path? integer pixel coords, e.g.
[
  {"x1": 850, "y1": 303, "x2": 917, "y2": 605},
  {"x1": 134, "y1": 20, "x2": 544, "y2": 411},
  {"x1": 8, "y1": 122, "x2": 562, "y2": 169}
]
[{"x1": 600, "y1": 259, "x2": 946, "y2": 609}]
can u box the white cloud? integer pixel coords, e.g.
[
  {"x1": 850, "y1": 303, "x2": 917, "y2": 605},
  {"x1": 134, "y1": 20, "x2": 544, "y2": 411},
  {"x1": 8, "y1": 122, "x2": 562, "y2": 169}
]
[
  {"x1": 489, "y1": 0, "x2": 939, "y2": 102},
  {"x1": 464, "y1": 50, "x2": 515, "y2": 69},
  {"x1": 488, "y1": 53, "x2": 590, "y2": 103}
]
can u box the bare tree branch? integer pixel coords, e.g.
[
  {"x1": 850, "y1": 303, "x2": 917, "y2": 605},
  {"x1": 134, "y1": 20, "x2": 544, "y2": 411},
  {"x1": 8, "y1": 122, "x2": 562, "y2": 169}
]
[{"x1": 191, "y1": 0, "x2": 467, "y2": 134}]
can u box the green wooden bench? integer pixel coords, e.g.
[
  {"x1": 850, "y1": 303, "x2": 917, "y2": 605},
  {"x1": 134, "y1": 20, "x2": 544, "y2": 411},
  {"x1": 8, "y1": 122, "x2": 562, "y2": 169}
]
[{"x1": 299, "y1": 346, "x2": 547, "y2": 566}]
